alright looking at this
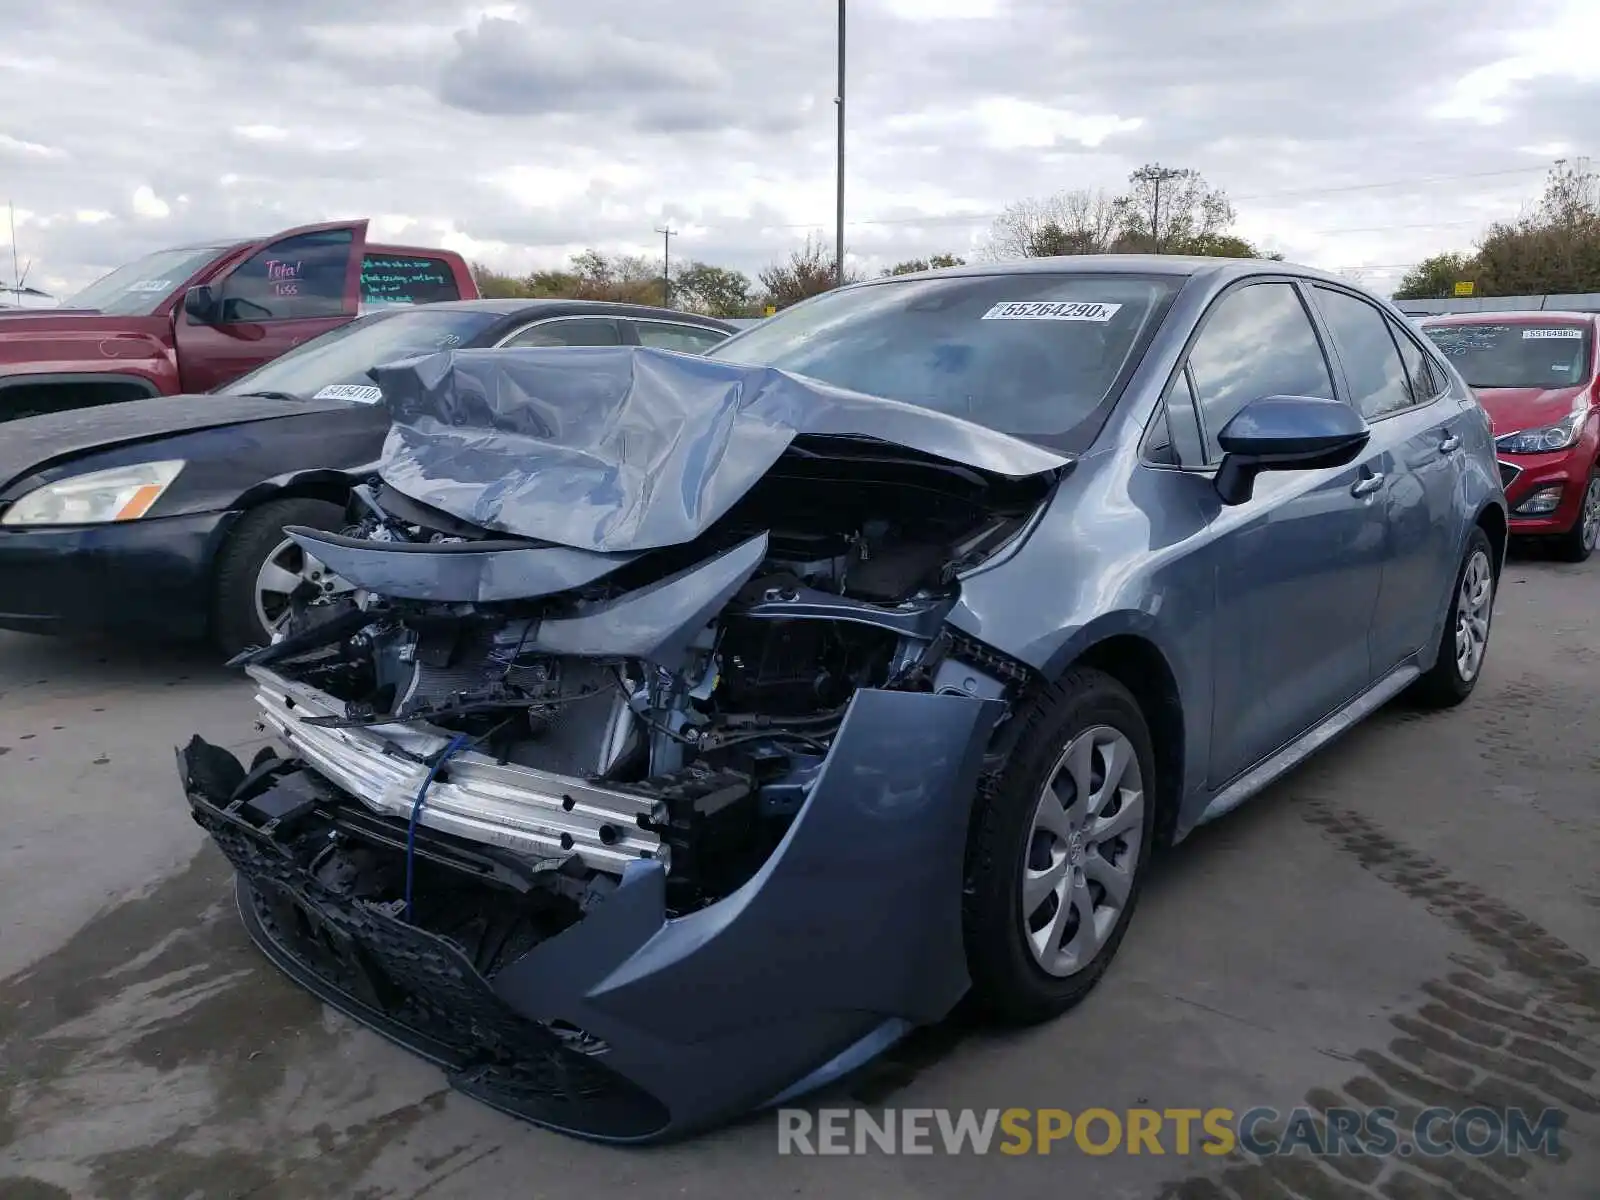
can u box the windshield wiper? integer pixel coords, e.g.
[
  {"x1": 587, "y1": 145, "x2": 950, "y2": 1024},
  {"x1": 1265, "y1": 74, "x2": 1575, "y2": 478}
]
[{"x1": 236, "y1": 390, "x2": 302, "y2": 401}]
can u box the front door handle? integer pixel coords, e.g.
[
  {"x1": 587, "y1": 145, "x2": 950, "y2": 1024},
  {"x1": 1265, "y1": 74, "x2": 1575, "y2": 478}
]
[
  {"x1": 1351, "y1": 472, "x2": 1385, "y2": 498},
  {"x1": 1440, "y1": 433, "x2": 1462, "y2": 453}
]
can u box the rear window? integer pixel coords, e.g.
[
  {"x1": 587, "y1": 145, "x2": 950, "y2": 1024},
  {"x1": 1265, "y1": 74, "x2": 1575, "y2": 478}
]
[
  {"x1": 706, "y1": 272, "x2": 1183, "y2": 451},
  {"x1": 1421, "y1": 322, "x2": 1592, "y2": 389},
  {"x1": 360, "y1": 254, "x2": 461, "y2": 306}
]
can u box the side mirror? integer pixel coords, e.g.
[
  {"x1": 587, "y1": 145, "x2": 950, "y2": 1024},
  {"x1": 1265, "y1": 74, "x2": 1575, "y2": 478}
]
[
  {"x1": 182, "y1": 284, "x2": 218, "y2": 324},
  {"x1": 1214, "y1": 395, "x2": 1370, "y2": 506}
]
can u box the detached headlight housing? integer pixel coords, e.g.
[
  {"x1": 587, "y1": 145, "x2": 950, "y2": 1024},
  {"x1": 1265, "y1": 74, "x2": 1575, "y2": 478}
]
[
  {"x1": 1496, "y1": 412, "x2": 1584, "y2": 455},
  {"x1": 1, "y1": 460, "x2": 186, "y2": 526}
]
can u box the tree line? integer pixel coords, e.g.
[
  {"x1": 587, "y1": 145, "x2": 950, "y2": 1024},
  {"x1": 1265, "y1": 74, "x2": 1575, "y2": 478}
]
[
  {"x1": 471, "y1": 163, "x2": 1279, "y2": 315},
  {"x1": 1393, "y1": 159, "x2": 1600, "y2": 300}
]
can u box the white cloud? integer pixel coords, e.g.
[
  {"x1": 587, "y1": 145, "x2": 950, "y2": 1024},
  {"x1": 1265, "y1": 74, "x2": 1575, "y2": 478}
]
[
  {"x1": 130, "y1": 186, "x2": 171, "y2": 219},
  {"x1": 0, "y1": 0, "x2": 1590, "y2": 295}
]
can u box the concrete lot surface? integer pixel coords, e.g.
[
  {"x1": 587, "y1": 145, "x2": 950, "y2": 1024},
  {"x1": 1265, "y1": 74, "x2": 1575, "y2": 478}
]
[{"x1": 1, "y1": 554, "x2": 1596, "y2": 1199}]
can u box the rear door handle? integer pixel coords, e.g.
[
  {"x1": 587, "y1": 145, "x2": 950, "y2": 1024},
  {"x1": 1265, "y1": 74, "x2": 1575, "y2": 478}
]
[
  {"x1": 1351, "y1": 473, "x2": 1385, "y2": 498},
  {"x1": 1440, "y1": 434, "x2": 1462, "y2": 453}
]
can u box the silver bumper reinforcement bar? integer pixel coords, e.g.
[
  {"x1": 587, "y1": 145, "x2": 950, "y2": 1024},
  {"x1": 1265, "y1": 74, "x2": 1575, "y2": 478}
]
[{"x1": 247, "y1": 666, "x2": 663, "y2": 875}]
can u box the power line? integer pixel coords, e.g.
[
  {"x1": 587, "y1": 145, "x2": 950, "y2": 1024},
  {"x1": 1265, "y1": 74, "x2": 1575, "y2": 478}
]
[{"x1": 759, "y1": 162, "x2": 1556, "y2": 232}]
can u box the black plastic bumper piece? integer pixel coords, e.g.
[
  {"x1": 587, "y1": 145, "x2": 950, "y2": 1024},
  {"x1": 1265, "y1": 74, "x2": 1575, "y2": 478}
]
[{"x1": 187, "y1": 781, "x2": 672, "y2": 1142}]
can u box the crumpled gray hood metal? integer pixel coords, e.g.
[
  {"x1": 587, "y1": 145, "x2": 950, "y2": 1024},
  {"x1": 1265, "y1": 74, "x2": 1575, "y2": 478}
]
[
  {"x1": 372, "y1": 347, "x2": 1071, "y2": 554},
  {"x1": 282, "y1": 525, "x2": 637, "y2": 604}
]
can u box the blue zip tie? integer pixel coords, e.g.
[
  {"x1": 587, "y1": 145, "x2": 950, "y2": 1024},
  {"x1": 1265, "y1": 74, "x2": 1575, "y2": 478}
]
[{"x1": 403, "y1": 732, "x2": 470, "y2": 923}]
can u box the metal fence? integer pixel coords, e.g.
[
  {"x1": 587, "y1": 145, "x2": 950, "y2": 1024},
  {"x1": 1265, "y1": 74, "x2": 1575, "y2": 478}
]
[{"x1": 1393, "y1": 294, "x2": 1600, "y2": 316}]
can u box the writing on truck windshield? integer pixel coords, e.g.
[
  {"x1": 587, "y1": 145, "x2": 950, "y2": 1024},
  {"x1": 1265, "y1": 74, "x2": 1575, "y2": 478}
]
[
  {"x1": 62, "y1": 245, "x2": 231, "y2": 316},
  {"x1": 706, "y1": 272, "x2": 1182, "y2": 451},
  {"x1": 1422, "y1": 322, "x2": 1592, "y2": 389}
]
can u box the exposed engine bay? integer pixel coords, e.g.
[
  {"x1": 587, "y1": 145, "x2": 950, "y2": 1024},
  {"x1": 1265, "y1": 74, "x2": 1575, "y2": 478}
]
[
  {"x1": 177, "y1": 347, "x2": 1074, "y2": 1139},
  {"x1": 231, "y1": 441, "x2": 1048, "y2": 922}
]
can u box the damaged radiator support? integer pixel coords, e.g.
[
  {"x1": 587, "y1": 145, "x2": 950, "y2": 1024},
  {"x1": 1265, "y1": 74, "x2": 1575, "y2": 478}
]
[{"x1": 248, "y1": 666, "x2": 664, "y2": 874}]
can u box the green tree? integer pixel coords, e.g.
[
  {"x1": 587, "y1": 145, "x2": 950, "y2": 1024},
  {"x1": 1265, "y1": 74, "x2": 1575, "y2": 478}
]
[
  {"x1": 881, "y1": 253, "x2": 966, "y2": 276},
  {"x1": 1473, "y1": 158, "x2": 1600, "y2": 296},
  {"x1": 469, "y1": 262, "x2": 533, "y2": 298},
  {"x1": 758, "y1": 235, "x2": 858, "y2": 310},
  {"x1": 1392, "y1": 252, "x2": 1477, "y2": 301},
  {"x1": 674, "y1": 261, "x2": 756, "y2": 315},
  {"x1": 1112, "y1": 165, "x2": 1236, "y2": 253}
]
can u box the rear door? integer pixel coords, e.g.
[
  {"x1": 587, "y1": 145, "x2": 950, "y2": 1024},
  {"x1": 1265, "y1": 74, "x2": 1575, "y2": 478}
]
[
  {"x1": 1309, "y1": 285, "x2": 1463, "y2": 674},
  {"x1": 174, "y1": 219, "x2": 369, "y2": 392}
]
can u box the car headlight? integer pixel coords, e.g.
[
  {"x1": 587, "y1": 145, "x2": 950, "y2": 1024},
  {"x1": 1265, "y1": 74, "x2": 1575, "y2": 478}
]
[
  {"x1": 0, "y1": 460, "x2": 186, "y2": 526},
  {"x1": 1495, "y1": 412, "x2": 1584, "y2": 455}
]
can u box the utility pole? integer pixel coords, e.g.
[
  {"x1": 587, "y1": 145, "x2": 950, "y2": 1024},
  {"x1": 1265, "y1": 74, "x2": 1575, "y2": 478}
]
[
  {"x1": 655, "y1": 225, "x2": 676, "y2": 307},
  {"x1": 834, "y1": 0, "x2": 846, "y2": 286},
  {"x1": 1132, "y1": 165, "x2": 1183, "y2": 253},
  {"x1": 7, "y1": 201, "x2": 18, "y2": 303}
]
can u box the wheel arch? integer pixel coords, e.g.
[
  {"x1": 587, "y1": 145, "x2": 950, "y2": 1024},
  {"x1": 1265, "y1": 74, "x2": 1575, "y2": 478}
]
[{"x1": 1058, "y1": 632, "x2": 1187, "y2": 849}]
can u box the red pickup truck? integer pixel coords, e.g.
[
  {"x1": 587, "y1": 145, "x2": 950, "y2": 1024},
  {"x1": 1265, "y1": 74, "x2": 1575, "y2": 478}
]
[{"x1": 0, "y1": 218, "x2": 477, "y2": 420}]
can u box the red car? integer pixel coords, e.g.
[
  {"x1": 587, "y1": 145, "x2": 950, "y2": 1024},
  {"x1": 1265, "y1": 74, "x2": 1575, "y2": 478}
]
[
  {"x1": 0, "y1": 219, "x2": 477, "y2": 421},
  {"x1": 1421, "y1": 310, "x2": 1600, "y2": 561}
]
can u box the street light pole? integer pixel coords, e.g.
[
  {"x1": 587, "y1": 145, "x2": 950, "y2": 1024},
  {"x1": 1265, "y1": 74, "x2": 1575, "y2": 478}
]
[
  {"x1": 1132, "y1": 164, "x2": 1184, "y2": 254},
  {"x1": 655, "y1": 224, "x2": 676, "y2": 307},
  {"x1": 834, "y1": 0, "x2": 846, "y2": 287}
]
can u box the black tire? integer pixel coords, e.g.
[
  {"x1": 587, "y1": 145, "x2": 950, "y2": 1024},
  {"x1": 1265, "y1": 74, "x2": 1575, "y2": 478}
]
[
  {"x1": 963, "y1": 666, "x2": 1158, "y2": 1025},
  {"x1": 1551, "y1": 467, "x2": 1600, "y2": 563},
  {"x1": 1408, "y1": 526, "x2": 1496, "y2": 710},
  {"x1": 211, "y1": 497, "x2": 347, "y2": 659}
]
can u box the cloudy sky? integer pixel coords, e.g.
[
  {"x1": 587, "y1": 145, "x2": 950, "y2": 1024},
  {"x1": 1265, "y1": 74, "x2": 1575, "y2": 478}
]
[{"x1": 2, "y1": 0, "x2": 1596, "y2": 300}]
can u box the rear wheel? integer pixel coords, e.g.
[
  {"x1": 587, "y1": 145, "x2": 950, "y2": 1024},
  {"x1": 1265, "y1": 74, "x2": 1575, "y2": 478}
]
[
  {"x1": 1409, "y1": 526, "x2": 1496, "y2": 709},
  {"x1": 963, "y1": 668, "x2": 1157, "y2": 1024},
  {"x1": 1551, "y1": 467, "x2": 1600, "y2": 563},
  {"x1": 211, "y1": 498, "x2": 350, "y2": 658}
]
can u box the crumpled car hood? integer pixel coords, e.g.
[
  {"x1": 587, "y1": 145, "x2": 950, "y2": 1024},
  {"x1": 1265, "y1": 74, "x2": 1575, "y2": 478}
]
[{"x1": 373, "y1": 346, "x2": 1071, "y2": 554}]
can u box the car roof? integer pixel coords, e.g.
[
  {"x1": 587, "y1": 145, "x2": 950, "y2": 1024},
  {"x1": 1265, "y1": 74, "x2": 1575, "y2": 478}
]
[
  {"x1": 849, "y1": 252, "x2": 1360, "y2": 290},
  {"x1": 1419, "y1": 310, "x2": 1598, "y2": 325}
]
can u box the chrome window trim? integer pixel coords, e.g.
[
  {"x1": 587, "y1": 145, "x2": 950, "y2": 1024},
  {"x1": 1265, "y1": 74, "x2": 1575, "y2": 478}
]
[{"x1": 492, "y1": 313, "x2": 732, "y2": 349}]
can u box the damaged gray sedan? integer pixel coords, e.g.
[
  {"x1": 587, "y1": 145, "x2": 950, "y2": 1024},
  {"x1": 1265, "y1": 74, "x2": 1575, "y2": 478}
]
[{"x1": 179, "y1": 256, "x2": 1506, "y2": 1142}]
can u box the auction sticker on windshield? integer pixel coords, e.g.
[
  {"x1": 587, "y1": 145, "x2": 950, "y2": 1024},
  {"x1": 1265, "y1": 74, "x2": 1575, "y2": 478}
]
[
  {"x1": 314, "y1": 384, "x2": 384, "y2": 403},
  {"x1": 126, "y1": 279, "x2": 173, "y2": 294},
  {"x1": 1522, "y1": 328, "x2": 1585, "y2": 339},
  {"x1": 981, "y1": 301, "x2": 1122, "y2": 322}
]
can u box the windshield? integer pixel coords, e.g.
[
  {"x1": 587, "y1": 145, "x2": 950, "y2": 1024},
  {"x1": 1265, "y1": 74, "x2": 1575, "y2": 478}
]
[
  {"x1": 218, "y1": 307, "x2": 501, "y2": 400},
  {"x1": 706, "y1": 271, "x2": 1182, "y2": 448},
  {"x1": 62, "y1": 245, "x2": 230, "y2": 316},
  {"x1": 1422, "y1": 322, "x2": 1593, "y2": 389}
]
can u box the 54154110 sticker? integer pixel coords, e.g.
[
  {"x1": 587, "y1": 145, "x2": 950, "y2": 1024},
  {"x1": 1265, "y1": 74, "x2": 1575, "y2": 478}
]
[
  {"x1": 981, "y1": 301, "x2": 1122, "y2": 322},
  {"x1": 1522, "y1": 327, "x2": 1585, "y2": 339},
  {"x1": 313, "y1": 383, "x2": 384, "y2": 404}
]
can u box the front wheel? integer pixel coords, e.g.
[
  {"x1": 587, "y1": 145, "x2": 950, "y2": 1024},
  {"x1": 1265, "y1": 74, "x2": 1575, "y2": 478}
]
[
  {"x1": 1409, "y1": 526, "x2": 1496, "y2": 709},
  {"x1": 210, "y1": 498, "x2": 350, "y2": 658},
  {"x1": 1551, "y1": 468, "x2": 1600, "y2": 563},
  {"x1": 963, "y1": 667, "x2": 1157, "y2": 1025}
]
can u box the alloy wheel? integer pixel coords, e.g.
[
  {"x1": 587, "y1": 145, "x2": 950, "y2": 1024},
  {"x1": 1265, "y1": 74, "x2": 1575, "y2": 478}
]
[
  {"x1": 1582, "y1": 476, "x2": 1600, "y2": 552},
  {"x1": 253, "y1": 536, "x2": 353, "y2": 638},
  {"x1": 1020, "y1": 725, "x2": 1145, "y2": 978},
  {"x1": 1454, "y1": 549, "x2": 1494, "y2": 683}
]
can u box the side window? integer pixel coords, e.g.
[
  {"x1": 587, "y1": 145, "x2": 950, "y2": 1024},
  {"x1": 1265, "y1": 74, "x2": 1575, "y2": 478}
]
[
  {"x1": 1313, "y1": 287, "x2": 1415, "y2": 419},
  {"x1": 1187, "y1": 282, "x2": 1336, "y2": 462},
  {"x1": 503, "y1": 318, "x2": 622, "y2": 347},
  {"x1": 216, "y1": 229, "x2": 354, "y2": 322},
  {"x1": 360, "y1": 254, "x2": 461, "y2": 306},
  {"x1": 630, "y1": 320, "x2": 728, "y2": 354},
  {"x1": 1386, "y1": 316, "x2": 1442, "y2": 402},
  {"x1": 1145, "y1": 369, "x2": 1206, "y2": 468}
]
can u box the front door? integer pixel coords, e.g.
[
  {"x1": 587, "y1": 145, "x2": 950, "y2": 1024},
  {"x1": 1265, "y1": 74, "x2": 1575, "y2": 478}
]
[
  {"x1": 1179, "y1": 280, "x2": 1387, "y2": 789},
  {"x1": 175, "y1": 219, "x2": 369, "y2": 393}
]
